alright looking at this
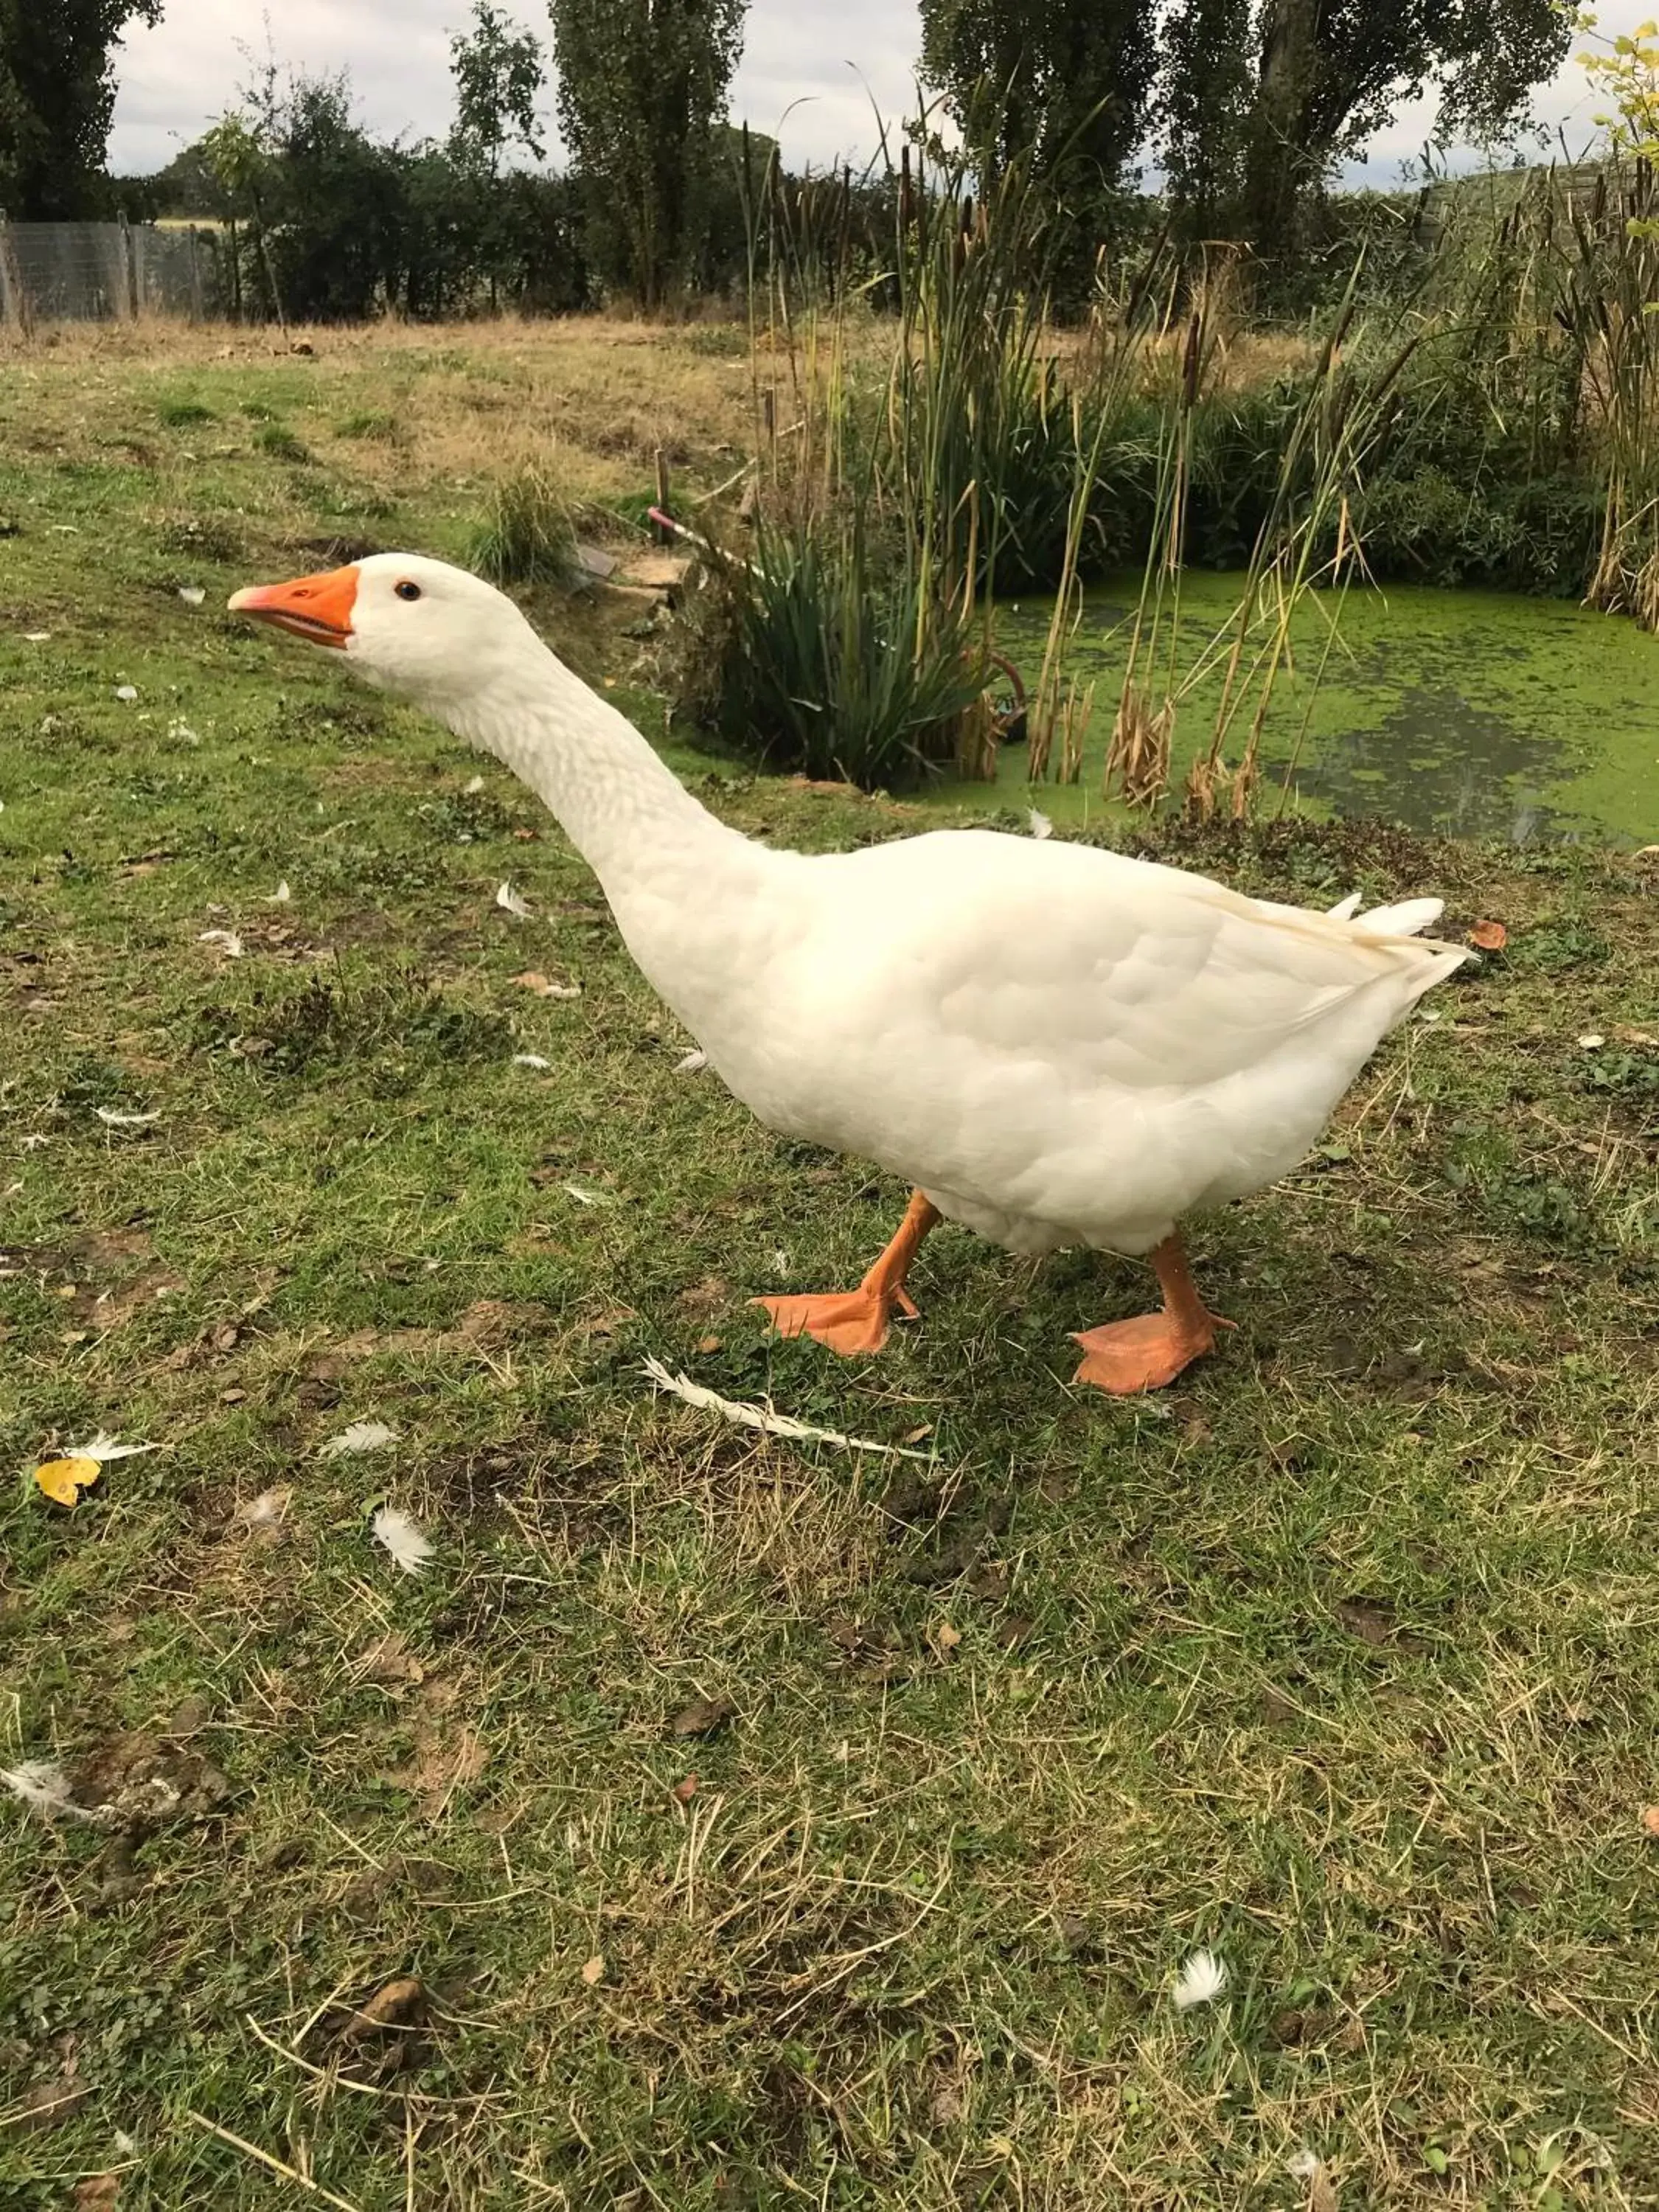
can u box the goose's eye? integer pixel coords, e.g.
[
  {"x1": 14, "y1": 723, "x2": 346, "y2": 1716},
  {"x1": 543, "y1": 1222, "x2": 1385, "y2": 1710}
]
[{"x1": 394, "y1": 580, "x2": 422, "y2": 602}]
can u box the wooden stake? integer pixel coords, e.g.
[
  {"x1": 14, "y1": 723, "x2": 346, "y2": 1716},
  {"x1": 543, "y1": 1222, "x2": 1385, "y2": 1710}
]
[
  {"x1": 0, "y1": 210, "x2": 32, "y2": 338},
  {"x1": 654, "y1": 446, "x2": 670, "y2": 540},
  {"x1": 118, "y1": 207, "x2": 140, "y2": 319}
]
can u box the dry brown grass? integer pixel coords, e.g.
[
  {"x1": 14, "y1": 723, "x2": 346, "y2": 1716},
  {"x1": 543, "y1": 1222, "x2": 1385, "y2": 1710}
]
[{"x1": 0, "y1": 313, "x2": 759, "y2": 518}]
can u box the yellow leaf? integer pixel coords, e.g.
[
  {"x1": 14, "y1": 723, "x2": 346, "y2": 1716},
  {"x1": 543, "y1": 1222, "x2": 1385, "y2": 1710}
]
[{"x1": 34, "y1": 1455, "x2": 100, "y2": 1508}]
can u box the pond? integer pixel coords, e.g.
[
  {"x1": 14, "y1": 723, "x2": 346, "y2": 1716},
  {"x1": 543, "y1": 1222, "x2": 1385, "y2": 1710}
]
[{"x1": 929, "y1": 574, "x2": 1659, "y2": 846}]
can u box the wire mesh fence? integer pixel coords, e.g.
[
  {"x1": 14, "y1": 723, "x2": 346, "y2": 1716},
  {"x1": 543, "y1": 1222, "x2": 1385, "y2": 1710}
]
[{"x1": 0, "y1": 220, "x2": 226, "y2": 327}]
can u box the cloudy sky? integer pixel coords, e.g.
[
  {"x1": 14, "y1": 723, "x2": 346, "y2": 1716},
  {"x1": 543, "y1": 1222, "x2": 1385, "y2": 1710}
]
[{"x1": 108, "y1": 0, "x2": 1635, "y2": 183}]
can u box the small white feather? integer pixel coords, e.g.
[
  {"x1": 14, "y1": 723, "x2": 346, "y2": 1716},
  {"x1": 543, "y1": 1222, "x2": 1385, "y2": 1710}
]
[
  {"x1": 178, "y1": 585, "x2": 206, "y2": 607},
  {"x1": 464, "y1": 774, "x2": 484, "y2": 794},
  {"x1": 265, "y1": 880, "x2": 292, "y2": 904},
  {"x1": 1029, "y1": 809, "x2": 1054, "y2": 840},
  {"x1": 320, "y1": 1419, "x2": 397, "y2": 1458},
  {"x1": 1, "y1": 1761, "x2": 86, "y2": 1819},
  {"x1": 235, "y1": 1486, "x2": 291, "y2": 1532},
  {"x1": 1286, "y1": 2149, "x2": 1323, "y2": 2180},
  {"x1": 495, "y1": 880, "x2": 532, "y2": 918},
  {"x1": 1171, "y1": 1948, "x2": 1229, "y2": 2010},
  {"x1": 198, "y1": 928, "x2": 245, "y2": 958},
  {"x1": 73, "y1": 1431, "x2": 157, "y2": 1464},
  {"x1": 372, "y1": 1504, "x2": 434, "y2": 1575},
  {"x1": 95, "y1": 1107, "x2": 161, "y2": 1127},
  {"x1": 675, "y1": 1048, "x2": 709, "y2": 1074},
  {"x1": 542, "y1": 981, "x2": 582, "y2": 999},
  {"x1": 512, "y1": 1052, "x2": 552, "y2": 1070},
  {"x1": 561, "y1": 1182, "x2": 615, "y2": 1206},
  {"x1": 114, "y1": 684, "x2": 139, "y2": 702},
  {"x1": 641, "y1": 1356, "x2": 932, "y2": 1459}
]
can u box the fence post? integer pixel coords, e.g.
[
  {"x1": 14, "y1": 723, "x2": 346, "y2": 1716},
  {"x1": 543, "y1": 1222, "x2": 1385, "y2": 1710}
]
[
  {"x1": 187, "y1": 226, "x2": 204, "y2": 321},
  {"x1": 118, "y1": 208, "x2": 140, "y2": 319},
  {"x1": 0, "y1": 209, "x2": 32, "y2": 337}
]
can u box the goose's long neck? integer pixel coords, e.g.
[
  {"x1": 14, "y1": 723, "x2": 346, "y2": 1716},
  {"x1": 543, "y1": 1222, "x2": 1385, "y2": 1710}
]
[{"x1": 447, "y1": 633, "x2": 745, "y2": 898}]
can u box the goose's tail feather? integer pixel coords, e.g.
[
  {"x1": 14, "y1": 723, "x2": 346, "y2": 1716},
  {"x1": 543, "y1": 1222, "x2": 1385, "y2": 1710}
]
[{"x1": 1327, "y1": 891, "x2": 1446, "y2": 939}]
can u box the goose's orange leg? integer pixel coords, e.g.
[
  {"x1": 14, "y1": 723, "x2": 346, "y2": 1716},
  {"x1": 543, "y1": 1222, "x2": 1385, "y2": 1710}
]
[
  {"x1": 1071, "y1": 1234, "x2": 1231, "y2": 1394},
  {"x1": 755, "y1": 1191, "x2": 940, "y2": 1356}
]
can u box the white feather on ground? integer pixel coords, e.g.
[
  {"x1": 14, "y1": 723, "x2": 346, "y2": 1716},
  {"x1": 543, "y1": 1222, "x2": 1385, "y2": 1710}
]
[
  {"x1": 372, "y1": 1504, "x2": 434, "y2": 1575},
  {"x1": 1171, "y1": 1949, "x2": 1230, "y2": 2010},
  {"x1": 641, "y1": 1356, "x2": 932, "y2": 1460},
  {"x1": 495, "y1": 880, "x2": 532, "y2": 918},
  {"x1": 320, "y1": 1419, "x2": 397, "y2": 1458},
  {"x1": 235, "y1": 1488, "x2": 291, "y2": 1534},
  {"x1": 72, "y1": 1431, "x2": 157, "y2": 1464},
  {"x1": 1, "y1": 1761, "x2": 87, "y2": 1820},
  {"x1": 198, "y1": 928, "x2": 245, "y2": 958},
  {"x1": 561, "y1": 1183, "x2": 616, "y2": 1206}
]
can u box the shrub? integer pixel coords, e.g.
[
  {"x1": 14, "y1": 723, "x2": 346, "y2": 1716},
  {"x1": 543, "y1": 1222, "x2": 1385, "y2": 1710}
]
[
  {"x1": 677, "y1": 507, "x2": 988, "y2": 790},
  {"x1": 468, "y1": 464, "x2": 577, "y2": 587}
]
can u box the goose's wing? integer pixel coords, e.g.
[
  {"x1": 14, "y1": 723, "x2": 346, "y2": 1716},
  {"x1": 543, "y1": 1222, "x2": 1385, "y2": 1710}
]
[{"x1": 827, "y1": 832, "x2": 1463, "y2": 1089}]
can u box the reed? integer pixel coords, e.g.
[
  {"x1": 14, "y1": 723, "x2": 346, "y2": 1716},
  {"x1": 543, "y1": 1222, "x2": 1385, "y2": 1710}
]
[{"x1": 679, "y1": 61, "x2": 1659, "y2": 814}]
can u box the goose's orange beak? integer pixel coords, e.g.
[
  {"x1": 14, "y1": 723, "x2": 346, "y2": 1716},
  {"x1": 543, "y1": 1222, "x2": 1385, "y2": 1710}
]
[{"x1": 229, "y1": 564, "x2": 358, "y2": 648}]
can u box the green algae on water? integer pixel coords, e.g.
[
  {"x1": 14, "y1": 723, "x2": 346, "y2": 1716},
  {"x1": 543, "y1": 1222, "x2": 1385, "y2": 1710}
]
[{"x1": 942, "y1": 575, "x2": 1659, "y2": 846}]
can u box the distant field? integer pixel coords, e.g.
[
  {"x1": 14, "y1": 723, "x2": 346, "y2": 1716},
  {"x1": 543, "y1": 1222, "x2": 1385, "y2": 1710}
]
[{"x1": 1, "y1": 319, "x2": 1656, "y2": 2210}]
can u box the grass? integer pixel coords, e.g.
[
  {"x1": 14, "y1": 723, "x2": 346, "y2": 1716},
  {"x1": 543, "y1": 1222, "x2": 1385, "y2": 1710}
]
[
  {"x1": 2, "y1": 318, "x2": 1658, "y2": 2210},
  {"x1": 468, "y1": 462, "x2": 577, "y2": 588}
]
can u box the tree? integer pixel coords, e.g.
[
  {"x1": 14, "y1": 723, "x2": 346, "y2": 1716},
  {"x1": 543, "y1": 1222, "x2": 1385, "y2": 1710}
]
[
  {"x1": 1161, "y1": 0, "x2": 1572, "y2": 259},
  {"x1": 547, "y1": 0, "x2": 748, "y2": 310},
  {"x1": 1158, "y1": 0, "x2": 1253, "y2": 241},
  {"x1": 0, "y1": 0, "x2": 163, "y2": 218},
  {"x1": 917, "y1": 0, "x2": 1158, "y2": 298},
  {"x1": 919, "y1": 0, "x2": 1158, "y2": 187},
  {"x1": 448, "y1": 3, "x2": 546, "y2": 309},
  {"x1": 450, "y1": 2, "x2": 546, "y2": 181}
]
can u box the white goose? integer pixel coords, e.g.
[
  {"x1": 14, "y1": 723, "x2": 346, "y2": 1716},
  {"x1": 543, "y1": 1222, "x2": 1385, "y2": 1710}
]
[{"x1": 230, "y1": 554, "x2": 1464, "y2": 1394}]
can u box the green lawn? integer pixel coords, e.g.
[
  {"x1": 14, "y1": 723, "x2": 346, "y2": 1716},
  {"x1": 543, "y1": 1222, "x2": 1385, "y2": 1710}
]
[{"x1": 2, "y1": 323, "x2": 1657, "y2": 2211}]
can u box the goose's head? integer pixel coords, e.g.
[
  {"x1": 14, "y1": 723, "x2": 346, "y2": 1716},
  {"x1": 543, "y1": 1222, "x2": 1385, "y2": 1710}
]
[{"x1": 229, "y1": 552, "x2": 538, "y2": 709}]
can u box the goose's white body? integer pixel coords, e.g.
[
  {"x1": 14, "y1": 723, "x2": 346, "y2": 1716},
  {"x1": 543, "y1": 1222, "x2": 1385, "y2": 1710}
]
[
  {"x1": 232, "y1": 554, "x2": 1466, "y2": 1274},
  {"x1": 595, "y1": 815, "x2": 1461, "y2": 1258}
]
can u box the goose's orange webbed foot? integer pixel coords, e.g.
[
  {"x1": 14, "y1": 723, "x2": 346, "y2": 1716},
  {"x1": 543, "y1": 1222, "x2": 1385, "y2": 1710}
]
[
  {"x1": 754, "y1": 1191, "x2": 938, "y2": 1358},
  {"x1": 1071, "y1": 1234, "x2": 1231, "y2": 1396}
]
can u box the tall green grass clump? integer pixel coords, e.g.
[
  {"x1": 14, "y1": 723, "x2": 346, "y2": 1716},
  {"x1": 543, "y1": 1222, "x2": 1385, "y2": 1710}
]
[
  {"x1": 470, "y1": 463, "x2": 577, "y2": 588},
  {"x1": 680, "y1": 504, "x2": 988, "y2": 788}
]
